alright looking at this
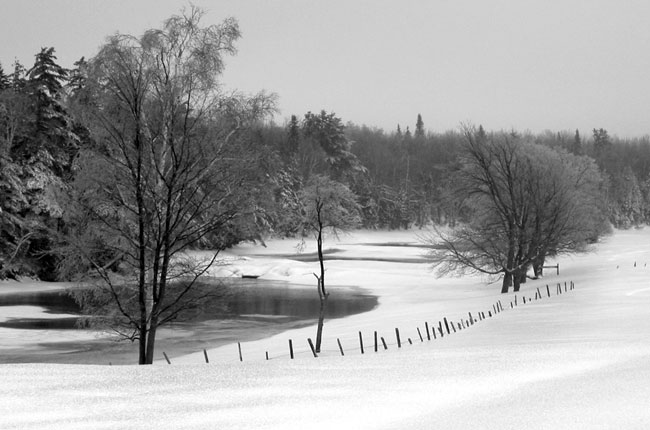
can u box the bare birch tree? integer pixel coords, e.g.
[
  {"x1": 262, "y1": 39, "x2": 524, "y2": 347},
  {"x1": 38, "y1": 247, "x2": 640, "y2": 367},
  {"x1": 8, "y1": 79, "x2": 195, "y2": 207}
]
[{"x1": 61, "y1": 7, "x2": 275, "y2": 364}]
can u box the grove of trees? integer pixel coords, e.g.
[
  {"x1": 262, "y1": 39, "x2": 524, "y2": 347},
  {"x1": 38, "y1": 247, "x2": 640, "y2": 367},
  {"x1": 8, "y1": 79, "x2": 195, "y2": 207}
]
[{"x1": 4, "y1": 6, "x2": 650, "y2": 360}]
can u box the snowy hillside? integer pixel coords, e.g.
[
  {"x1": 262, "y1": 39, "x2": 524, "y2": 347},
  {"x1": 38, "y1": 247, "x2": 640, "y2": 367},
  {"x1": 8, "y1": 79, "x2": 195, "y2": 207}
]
[{"x1": 1, "y1": 228, "x2": 649, "y2": 429}]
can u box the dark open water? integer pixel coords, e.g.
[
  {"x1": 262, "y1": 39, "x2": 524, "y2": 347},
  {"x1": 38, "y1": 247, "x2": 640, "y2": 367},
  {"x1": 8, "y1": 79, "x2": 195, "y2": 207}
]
[{"x1": 0, "y1": 278, "x2": 377, "y2": 364}]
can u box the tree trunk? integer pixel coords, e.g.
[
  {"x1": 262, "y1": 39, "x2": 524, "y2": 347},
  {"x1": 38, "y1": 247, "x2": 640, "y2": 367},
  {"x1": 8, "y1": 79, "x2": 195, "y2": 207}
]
[
  {"x1": 143, "y1": 318, "x2": 158, "y2": 364},
  {"x1": 314, "y1": 205, "x2": 328, "y2": 353},
  {"x1": 519, "y1": 264, "x2": 529, "y2": 284},
  {"x1": 513, "y1": 268, "x2": 524, "y2": 292},
  {"x1": 501, "y1": 271, "x2": 512, "y2": 294},
  {"x1": 533, "y1": 252, "x2": 546, "y2": 278},
  {"x1": 315, "y1": 294, "x2": 328, "y2": 353}
]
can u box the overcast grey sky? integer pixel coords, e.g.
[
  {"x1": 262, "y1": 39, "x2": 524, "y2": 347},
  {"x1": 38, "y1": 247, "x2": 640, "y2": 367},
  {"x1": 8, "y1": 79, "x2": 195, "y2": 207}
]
[{"x1": 2, "y1": 0, "x2": 649, "y2": 137}]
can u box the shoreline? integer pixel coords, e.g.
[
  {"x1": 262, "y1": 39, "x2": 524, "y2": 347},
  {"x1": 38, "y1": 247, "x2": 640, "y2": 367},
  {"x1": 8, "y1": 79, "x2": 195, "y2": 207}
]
[{"x1": 0, "y1": 279, "x2": 377, "y2": 365}]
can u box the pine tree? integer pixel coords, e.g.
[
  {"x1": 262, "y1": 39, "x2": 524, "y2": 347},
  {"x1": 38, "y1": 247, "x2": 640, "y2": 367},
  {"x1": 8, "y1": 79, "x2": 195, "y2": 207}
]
[
  {"x1": 285, "y1": 114, "x2": 300, "y2": 157},
  {"x1": 415, "y1": 113, "x2": 425, "y2": 139},
  {"x1": 0, "y1": 63, "x2": 10, "y2": 90},
  {"x1": 10, "y1": 60, "x2": 26, "y2": 90},
  {"x1": 572, "y1": 129, "x2": 582, "y2": 155},
  {"x1": 67, "y1": 57, "x2": 87, "y2": 93},
  {"x1": 27, "y1": 47, "x2": 68, "y2": 98}
]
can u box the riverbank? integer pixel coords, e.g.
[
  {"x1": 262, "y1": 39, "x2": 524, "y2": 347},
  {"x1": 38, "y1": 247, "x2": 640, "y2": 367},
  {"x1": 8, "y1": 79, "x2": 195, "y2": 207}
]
[
  {"x1": 2, "y1": 228, "x2": 650, "y2": 429},
  {"x1": 0, "y1": 271, "x2": 377, "y2": 365}
]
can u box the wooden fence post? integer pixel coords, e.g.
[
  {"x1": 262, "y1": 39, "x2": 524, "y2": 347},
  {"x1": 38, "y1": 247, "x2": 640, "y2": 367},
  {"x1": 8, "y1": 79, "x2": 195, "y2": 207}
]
[
  {"x1": 238, "y1": 342, "x2": 243, "y2": 362},
  {"x1": 374, "y1": 331, "x2": 378, "y2": 352},
  {"x1": 443, "y1": 318, "x2": 450, "y2": 334},
  {"x1": 203, "y1": 349, "x2": 209, "y2": 364},
  {"x1": 307, "y1": 338, "x2": 318, "y2": 358},
  {"x1": 417, "y1": 327, "x2": 424, "y2": 342},
  {"x1": 289, "y1": 339, "x2": 294, "y2": 359},
  {"x1": 337, "y1": 338, "x2": 345, "y2": 356},
  {"x1": 266, "y1": 351, "x2": 269, "y2": 360},
  {"x1": 395, "y1": 327, "x2": 402, "y2": 348},
  {"x1": 359, "y1": 331, "x2": 365, "y2": 354},
  {"x1": 546, "y1": 284, "x2": 551, "y2": 297},
  {"x1": 163, "y1": 352, "x2": 171, "y2": 364},
  {"x1": 425, "y1": 322, "x2": 431, "y2": 340},
  {"x1": 381, "y1": 337, "x2": 388, "y2": 350}
]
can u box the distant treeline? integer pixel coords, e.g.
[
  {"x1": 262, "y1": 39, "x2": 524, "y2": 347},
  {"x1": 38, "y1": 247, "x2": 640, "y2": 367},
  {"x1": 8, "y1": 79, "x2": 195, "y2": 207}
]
[{"x1": 1, "y1": 48, "x2": 649, "y2": 280}]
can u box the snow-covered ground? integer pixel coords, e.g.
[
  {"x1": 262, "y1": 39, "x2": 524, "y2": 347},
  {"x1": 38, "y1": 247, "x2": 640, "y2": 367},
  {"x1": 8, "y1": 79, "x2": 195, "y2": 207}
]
[{"x1": 1, "y1": 228, "x2": 649, "y2": 429}]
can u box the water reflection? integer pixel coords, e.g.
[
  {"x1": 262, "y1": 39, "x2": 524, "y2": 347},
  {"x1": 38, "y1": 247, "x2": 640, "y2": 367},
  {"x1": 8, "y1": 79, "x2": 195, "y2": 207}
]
[{"x1": 0, "y1": 278, "x2": 378, "y2": 330}]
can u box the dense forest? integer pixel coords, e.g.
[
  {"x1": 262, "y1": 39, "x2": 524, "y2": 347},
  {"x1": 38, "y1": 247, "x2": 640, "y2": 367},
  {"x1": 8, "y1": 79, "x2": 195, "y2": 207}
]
[{"x1": 2, "y1": 41, "x2": 650, "y2": 282}]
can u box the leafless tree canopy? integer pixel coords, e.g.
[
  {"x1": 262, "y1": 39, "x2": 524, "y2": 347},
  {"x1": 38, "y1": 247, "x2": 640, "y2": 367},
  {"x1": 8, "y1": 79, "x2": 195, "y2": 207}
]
[{"x1": 427, "y1": 125, "x2": 608, "y2": 293}]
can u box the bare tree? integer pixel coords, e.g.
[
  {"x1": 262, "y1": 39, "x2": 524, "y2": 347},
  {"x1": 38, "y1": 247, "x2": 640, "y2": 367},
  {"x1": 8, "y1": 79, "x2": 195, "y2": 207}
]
[
  {"x1": 61, "y1": 7, "x2": 275, "y2": 364},
  {"x1": 428, "y1": 126, "x2": 607, "y2": 293},
  {"x1": 299, "y1": 175, "x2": 360, "y2": 352}
]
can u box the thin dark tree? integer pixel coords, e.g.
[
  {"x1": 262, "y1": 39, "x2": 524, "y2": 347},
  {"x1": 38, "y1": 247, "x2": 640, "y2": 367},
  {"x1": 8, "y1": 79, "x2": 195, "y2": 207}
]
[{"x1": 299, "y1": 175, "x2": 360, "y2": 352}]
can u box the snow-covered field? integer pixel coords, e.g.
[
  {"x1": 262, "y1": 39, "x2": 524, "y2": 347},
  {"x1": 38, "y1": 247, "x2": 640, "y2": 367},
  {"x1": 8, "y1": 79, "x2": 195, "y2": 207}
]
[{"x1": 1, "y1": 228, "x2": 649, "y2": 429}]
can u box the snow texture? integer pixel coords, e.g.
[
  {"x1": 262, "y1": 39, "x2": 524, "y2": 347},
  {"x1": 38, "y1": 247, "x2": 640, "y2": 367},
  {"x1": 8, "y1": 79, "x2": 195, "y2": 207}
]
[{"x1": 1, "y1": 229, "x2": 649, "y2": 429}]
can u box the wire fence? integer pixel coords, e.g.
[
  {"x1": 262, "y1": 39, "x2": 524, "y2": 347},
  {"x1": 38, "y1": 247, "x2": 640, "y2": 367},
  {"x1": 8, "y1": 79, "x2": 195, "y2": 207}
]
[{"x1": 161, "y1": 280, "x2": 578, "y2": 365}]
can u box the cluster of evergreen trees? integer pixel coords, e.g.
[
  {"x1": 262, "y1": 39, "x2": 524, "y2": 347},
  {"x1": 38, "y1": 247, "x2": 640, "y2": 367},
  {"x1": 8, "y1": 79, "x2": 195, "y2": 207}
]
[{"x1": 2, "y1": 46, "x2": 650, "y2": 281}]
